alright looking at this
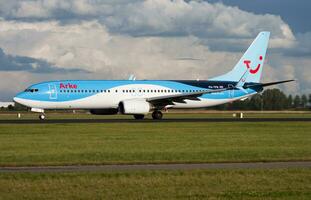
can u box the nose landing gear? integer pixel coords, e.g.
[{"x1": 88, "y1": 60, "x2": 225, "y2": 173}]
[{"x1": 39, "y1": 114, "x2": 46, "y2": 120}]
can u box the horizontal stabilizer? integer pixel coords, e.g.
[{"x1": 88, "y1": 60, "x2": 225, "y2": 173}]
[{"x1": 246, "y1": 79, "x2": 295, "y2": 88}]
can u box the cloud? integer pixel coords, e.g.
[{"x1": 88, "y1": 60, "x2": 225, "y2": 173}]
[
  {"x1": 280, "y1": 32, "x2": 311, "y2": 57},
  {"x1": 0, "y1": 47, "x2": 87, "y2": 73},
  {"x1": 0, "y1": 19, "x2": 240, "y2": 86},
  {"x1": 0, "y1": 1, "x2": 295, "y2": 38},
  {"x1": 0, "y1": 0, "x2": 300, "y2": 53}
]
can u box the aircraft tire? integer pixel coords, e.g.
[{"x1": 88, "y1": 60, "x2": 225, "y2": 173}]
[
  {"x1": 39, "y1": 114, "x2": 46, "y2": 120},
  {"x1": 152, "y1": 111, "x2": 163, "y2": 120}
]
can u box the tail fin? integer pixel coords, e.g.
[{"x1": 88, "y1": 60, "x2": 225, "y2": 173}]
[{"x1": 211, "y1": 32, "x2": 270, "y2": 83}]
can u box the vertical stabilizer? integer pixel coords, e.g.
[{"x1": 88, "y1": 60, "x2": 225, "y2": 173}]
[{"x1": 211, "y1": 32, "x2": 270, "y2": 83}]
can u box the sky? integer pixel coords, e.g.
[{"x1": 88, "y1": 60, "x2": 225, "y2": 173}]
[{"x1": 0, "y1": 0, "x2": 310, "y2": 101}]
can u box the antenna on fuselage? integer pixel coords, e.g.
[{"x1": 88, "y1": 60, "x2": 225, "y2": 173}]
[{"x1": 128, "y1": 74, "x2": 136, "y2": 81}]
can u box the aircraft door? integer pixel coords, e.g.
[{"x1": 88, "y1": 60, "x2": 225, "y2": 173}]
[{"x1": 48, "y1": 83, "x2": 58, "y2": 99}]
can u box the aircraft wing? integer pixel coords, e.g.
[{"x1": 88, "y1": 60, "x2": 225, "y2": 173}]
[{"x1": 146, "y1": 88, "x2": 228, "y2": 107}]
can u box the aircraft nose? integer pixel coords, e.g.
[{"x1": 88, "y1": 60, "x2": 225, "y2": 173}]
[
  {"x1": 13, "y1": 96, "x2": 22, "y2": 104},
  {"x1": 13, "y1": 94, "x2": 26, "y2": 105}
]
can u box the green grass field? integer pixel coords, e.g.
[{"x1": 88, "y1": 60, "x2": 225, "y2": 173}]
[
  {"x1": 0, "y1": 121, "x2": 310, "y2": 166},
  {"x1": 0, "y1": 169, "x2": 310, "y2": 199},
  {"x1": 0, "y1": 113, "x2": 310, "y2": 199}
]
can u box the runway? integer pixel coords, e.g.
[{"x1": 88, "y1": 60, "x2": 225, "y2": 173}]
[
  {"x1": 1, "y1": 161, "x2": 310, "y2": 173},
  {"x1": 0, "y1": 118, "x2": 310, "y2": 124}
]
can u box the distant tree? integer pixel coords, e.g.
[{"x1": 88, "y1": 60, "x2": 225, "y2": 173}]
[
  {"x1": 293, "y1": 95, "x2": 301, "y2": 108},
  {"x1": 308, "y1": 94, "x2": 311, "y2": 107},
  {"x1": 262, "y1": 89, "x2": 287, "y2": 110},
  {"x1": 301, "y1": 94, "x2": 308, "y2": 108},
  {"x1": 230, "y1": 99, "x2": 249, "y2": 110},
  {"x1": 13, "y1": 102, "x2": 28, "y2": 111},
  {"x1": 248, "y1": 94, "x2": 262, "y2": 110},
  {"x1": 287, "y1": 94, "x2": 293, "y2": 109},
  {"x1": 7, "y1": 105, "x2": 14, "y2": 110}
]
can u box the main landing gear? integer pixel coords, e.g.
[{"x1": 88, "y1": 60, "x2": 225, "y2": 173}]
[
  {"x1": 39, "y1": 113, "x2": 46, "y2": 120},
  {"x1": 152, "y1": 110, "x2": 163, "y2": 120},
  {"x1": 133, "y1": 110, "x2": 163, "y2": 120}
]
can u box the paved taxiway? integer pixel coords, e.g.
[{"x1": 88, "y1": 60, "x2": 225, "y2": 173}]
[
  {"x1": 0, "y1": 118, "x2": 310, "y2": 124},
  {"x1": 0, "y1": 161, "x2": 310, "y2": 173}
]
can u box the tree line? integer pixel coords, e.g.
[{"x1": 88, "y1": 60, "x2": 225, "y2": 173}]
[{"x1": 214, "y1": 88, "x2": 311, "y2": 111}]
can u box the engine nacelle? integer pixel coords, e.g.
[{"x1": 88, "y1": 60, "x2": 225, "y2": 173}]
[
  {"x1": 90, "y1": 108, "x2": 118, "y2": 115},
  {"x1": 119, "y1": 99, "x2": 151, "y2": 115}
]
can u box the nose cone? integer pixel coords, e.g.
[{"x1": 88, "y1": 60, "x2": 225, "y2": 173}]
[
  {"x1": 13, "y1": 96, "x2": 22, "y2": 105},
  {"x1": 13, "y1": 93, "x2": 27, "y2": 106}
]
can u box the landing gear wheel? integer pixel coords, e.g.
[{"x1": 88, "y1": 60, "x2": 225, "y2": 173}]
[
  {"x1": 152, "y1": 110, "x2": 163, "y2": 120},
  {"x1": 39, "y1": 114, "x2": 46, "y2": 120},
  {"x1": 133, "y1": 114, "x2": 145, "y2": 120}
]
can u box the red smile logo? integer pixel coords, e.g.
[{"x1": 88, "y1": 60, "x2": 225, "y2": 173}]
[{"x1": 243, "y1": 56, "x2": 263, "y2": 74}]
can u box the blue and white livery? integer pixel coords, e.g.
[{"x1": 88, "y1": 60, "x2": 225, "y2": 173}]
[{"x1": 14, "y1": 32, "x2": 294, "y2": 120}]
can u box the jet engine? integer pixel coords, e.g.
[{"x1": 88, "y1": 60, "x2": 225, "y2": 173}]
[{"x1": 119, "y1": 99, "x2": 151, "y2": 114}]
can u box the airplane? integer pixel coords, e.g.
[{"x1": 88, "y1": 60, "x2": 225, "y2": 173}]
[{"x1": 13, "y1": 32, "x2": 294, "y2": 120}]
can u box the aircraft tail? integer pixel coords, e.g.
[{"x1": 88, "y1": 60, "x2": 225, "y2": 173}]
[{"x1": 211, "y1": 32, "x2": 270, "y2": 83}]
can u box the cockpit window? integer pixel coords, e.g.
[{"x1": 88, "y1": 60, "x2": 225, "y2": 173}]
[{"x1": 24, "y1": 89, "x2": 39, "y2": 92}]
